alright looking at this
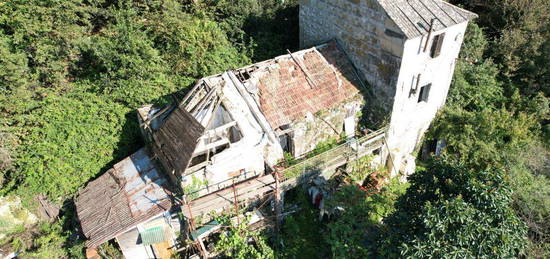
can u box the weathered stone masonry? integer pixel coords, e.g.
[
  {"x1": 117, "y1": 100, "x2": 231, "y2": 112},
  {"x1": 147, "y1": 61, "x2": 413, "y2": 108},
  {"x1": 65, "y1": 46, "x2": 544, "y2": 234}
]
[
  {"x1": 300, "y1": 0, "x2": 405, "y2": 111},
  {"x1": 300, "y1": 0, "x2": 477, "y2": 175}
]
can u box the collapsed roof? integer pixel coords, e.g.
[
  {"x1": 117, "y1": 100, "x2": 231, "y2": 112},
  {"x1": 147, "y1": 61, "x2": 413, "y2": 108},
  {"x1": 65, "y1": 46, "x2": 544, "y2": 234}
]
[
  {"x1": 378, "y1": 0, "x2": 478, "y2": 39},
  {"x1": 140, "y1": 40, "x2": 363, "y2": 178},
  {"x1": 76, "y1": 40, "x2": 365, "y2": 248},
  {"x1": 149, "y1": 106, "x2": 205, "y2": 182},
  {"x1": 237, "y1": 41, "x2": 362, "y2": 130}
]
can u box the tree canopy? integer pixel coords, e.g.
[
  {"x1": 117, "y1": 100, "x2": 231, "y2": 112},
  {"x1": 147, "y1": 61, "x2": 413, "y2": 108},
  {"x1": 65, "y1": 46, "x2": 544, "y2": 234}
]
[{"x1": 380, "y1": 160, "x2": 527, "y2": 258}]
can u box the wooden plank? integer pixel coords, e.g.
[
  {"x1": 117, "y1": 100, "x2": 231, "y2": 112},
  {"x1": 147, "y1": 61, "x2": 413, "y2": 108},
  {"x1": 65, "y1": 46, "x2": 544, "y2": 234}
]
[
  {"x1": 188, "y1": 175, "x2": 274, "y2": 207},
  {"x1": 184, "y1": 161, "x2": 210, "y2": 175},
  {"x1": 188, "y1": 176, "x2": 275, "y2": 213},
  {"x1": 181, "y1": 80, "x2": 203, "y2": 106},
  {"x1": 201, "y1": 121, "x2": 237, "y2": 139},
  {"x1": 188, "y1": 184, "x2": 275, "y2": 217},
  {"x1": 182, "y1": 175, "x2": 275, "y2": 217},
  {"x1": 153, "y1": 240, "x2": 173, "y2": 259},
  {"x1": 190, "y1": 86, "x2": 218, "y2": 115},
  {"x1": 193, "y1": 138, "x2": 229, "y2": 156}
]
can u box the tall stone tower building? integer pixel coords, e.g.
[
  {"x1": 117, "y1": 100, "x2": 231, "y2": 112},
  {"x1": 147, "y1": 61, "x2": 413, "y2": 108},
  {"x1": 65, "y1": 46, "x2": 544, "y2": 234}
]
[{"x1": 300, "y1": 0, "x2": 477, "y2": 174}]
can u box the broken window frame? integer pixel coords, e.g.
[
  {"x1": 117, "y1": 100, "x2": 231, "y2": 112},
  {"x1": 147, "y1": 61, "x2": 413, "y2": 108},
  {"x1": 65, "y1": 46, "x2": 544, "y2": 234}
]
[{"x1": 430, "y1": 33, "x2": 445, "y2": 58}]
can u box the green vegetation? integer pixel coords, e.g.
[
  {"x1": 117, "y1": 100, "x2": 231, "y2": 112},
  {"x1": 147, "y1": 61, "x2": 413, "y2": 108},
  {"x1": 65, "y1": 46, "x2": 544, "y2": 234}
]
[
  {"x1": 345, "y1": 155, "x2": 376, "y2": 184},
  {"x1": 0, "y1": 0, "x2": 548, "y2": 258},
  {"x1": 428, "y1": 17, "x2": 549, "y2": 257},
  {"x1": 191, "y1": 0, "x2": 299, "y2": 62},
  {"x1": 325, "y1": 179, "x2": 407, "y2": 258},
  {"x1": 277, "y1": 188, "x2": 329, "y2": 258},
  {"x1": 0, "y1": 0, "x2": 296, "y2": 257},
  {"x1": 380, "y1": 160, "x2": 527, "y2": 258},
  {"x1": 452, "y1": 0, "x2": 549, "y2": 96},
  {"x1": 277, "y1": 177, "x2": 408, "y2": 259},
  {"x1": 0, "y1": 0, "x2": 250, "y2": 203},
  {"x1": 213, "y1": 214, "x2": 274, "y2": 259}
]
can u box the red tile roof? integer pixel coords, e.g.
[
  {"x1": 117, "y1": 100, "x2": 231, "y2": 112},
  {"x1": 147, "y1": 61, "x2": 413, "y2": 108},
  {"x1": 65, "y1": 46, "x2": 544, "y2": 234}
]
[{"x1": 254, "y1": 41, "x2": 361, "y2": 129}]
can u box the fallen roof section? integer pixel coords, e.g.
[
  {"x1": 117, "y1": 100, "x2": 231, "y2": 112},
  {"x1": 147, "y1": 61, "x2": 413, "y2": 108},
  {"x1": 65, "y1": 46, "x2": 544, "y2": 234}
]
[
  {"x1": 378, "y1": 0, "x2": 478, "y2": 39},
  {"x1": 75, "y1": 148, "x2": 174, "y2": 248},
  {"x1": 237, "y1": 41, "x2": 362, "y2": 130},
  {"x1": 150, "y1": 106, "x2": 205, "y2": 178}
]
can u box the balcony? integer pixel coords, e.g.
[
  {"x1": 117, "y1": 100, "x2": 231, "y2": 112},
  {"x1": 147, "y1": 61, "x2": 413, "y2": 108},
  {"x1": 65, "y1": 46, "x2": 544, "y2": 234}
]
[{"x1": 279, "y1": 126, "x2": 388, "y2": 189}]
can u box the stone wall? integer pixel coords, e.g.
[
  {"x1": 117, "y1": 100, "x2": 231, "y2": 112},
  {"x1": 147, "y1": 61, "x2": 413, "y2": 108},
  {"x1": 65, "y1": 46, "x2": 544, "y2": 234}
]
[
  {"x1": 291, "y1": 94, "x2": 363, "y2": 157},
  {"x1": 299, "y1": 0, "x2": 405, "y2": 113},
  {"x1": 300, "y1": 0, "x2": 472, "y2": 176}
]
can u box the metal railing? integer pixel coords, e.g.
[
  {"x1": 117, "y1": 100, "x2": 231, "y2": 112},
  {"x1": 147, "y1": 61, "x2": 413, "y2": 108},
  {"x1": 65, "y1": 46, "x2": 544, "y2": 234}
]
[
  {"x1": 185, "y1": 127, "x2": 388, "y2": 199},
  {"x1": 280, "y1": 127, "x2": 388, "y2": 181}
]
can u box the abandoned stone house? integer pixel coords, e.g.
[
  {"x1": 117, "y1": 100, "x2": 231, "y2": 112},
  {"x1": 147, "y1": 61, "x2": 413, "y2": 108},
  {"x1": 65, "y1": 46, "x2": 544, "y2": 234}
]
[{"x1": 75, "y1": 0, "x2": 476, "y2": 258}]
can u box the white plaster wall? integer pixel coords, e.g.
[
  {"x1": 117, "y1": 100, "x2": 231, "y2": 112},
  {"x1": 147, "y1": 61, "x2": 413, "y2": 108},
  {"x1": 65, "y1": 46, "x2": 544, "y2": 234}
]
[
  {"x1": 181, "y1": 74, "x2": 285, "y2": 195},
  {"x1": 386, "y1": 21, "x2": 469, "y2": 174}
]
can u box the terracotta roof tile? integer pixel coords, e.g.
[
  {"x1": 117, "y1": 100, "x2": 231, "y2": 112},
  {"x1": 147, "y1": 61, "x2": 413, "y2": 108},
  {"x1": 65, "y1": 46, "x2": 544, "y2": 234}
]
[{"x1": 254, "y1": 41, "x2": 361, "y2": 130}]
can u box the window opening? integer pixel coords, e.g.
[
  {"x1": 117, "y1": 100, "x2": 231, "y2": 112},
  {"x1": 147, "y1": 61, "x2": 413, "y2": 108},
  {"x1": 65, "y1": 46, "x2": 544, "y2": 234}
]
[
  {"x1": 418, "y1": 83, "x2": 432, "y2": 103},
  {"x1": 430, "y1": 33, "x2": 445, "y2": 58}
]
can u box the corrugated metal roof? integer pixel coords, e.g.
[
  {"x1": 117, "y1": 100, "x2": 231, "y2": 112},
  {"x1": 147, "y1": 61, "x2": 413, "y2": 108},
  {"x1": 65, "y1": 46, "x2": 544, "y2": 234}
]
[
  {"x1": 378, "y1": 0, "x2": 478, "y2": 39},
  {"x1": 140, "y1": 226, "x2": 167, "y2": 245},
  {"x1": 75, "y1": 148, "x2": 174, "y2": 248}
]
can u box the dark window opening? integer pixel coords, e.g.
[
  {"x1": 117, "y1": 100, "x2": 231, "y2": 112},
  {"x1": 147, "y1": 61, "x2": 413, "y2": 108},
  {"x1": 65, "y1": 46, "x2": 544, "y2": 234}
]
[
  {"x1": 410, "y1": 74, "x2": 422, "y2": 98},
  {"x1": 187, "y1": 143, "x2": 230, "y2": 169},
  {"x1": 373, "y1": 147, "x2": 381, "y2": 156},
  {"x1": 279, "y1": 133, "x2": 294, "y2": 155},
  {"x1": 188, "y1": 153, "x2": 208, "y2": 168},
  {"x1": 228, "y1": 125, "x2": 242, "y2": 143},
  {"x1": 418, "y1": 83, "x2": 431, "y2": 103},
  {"x1": 430, "y1": 33, "x2": 445, "y2": 58}
]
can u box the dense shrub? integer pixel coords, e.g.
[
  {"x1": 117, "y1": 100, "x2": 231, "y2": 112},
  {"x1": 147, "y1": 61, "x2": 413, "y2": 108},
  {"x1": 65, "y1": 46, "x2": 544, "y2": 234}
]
[
  {"x1": 0, "y1": 0, "x2": 90, "y2": 88},
  {"x1": 510, "y1": 165, "x2": 550, "y2": 258},
  {"x1": 325, "y1": 179, "x2": 407, "y2": 258},
  {"x1": 380, "y1": 160, "x2": 527, "y2": 258},
  {"x1": 0, "y1": 0, "x2": 249, "y2": 202},
  {"x1": 214, "y1": 214, "x2": 274, "y2": 259},
  {"x1": 146, "y1": 1, "x2": 249, "y2": 78},
  {"x1": 11, "y1": 90, "x2": 137, "y2": 201},
  {"x1": 432, "y1": 108, "x2": 537, "y2": 170},
  {"x1": 452, "y1": 0, "x2": 550, "y2": 96},
  {"x1": 195, "y1": 0, "x2": 299, "y2": 61},
  {"x1": 430, "y1": 21, "x2": 549, "y2": 256},
  {"x1": 79, "y1": 6, "x2": 174, "y2": 107}
]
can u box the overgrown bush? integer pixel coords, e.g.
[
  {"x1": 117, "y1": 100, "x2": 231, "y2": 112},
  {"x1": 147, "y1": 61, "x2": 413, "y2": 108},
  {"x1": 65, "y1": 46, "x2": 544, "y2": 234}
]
[
  {"x1": 429, "y1": 20, "x2": 549, "y2": 258},
  {"x1": 213, "y1": 214, "x2": 274, "y2": 259},
  {"x1": 325, "y1": 179, "x2": 407, "y2": 258},
  {"x1": 0, "y1": 0, "x2": 250, "y2": 203},
  {"x1": 509, "y1": 164, "x2": 550, "y2": 258},
  {"x1": 432, "y1": 107, "x2": 537, "y2": 170},
  {"x1": 193, "y1": 0, "x2": 299, "y2": 61},
  {"x1": 380, "y1": 160, "x2": 527, "y2": 258},
  {"x1": 452, "y1": 0, "x2": 550, "y2": 96},
  {"x1": 8, "y1": 90, "x2": 138, "y2": 202}
]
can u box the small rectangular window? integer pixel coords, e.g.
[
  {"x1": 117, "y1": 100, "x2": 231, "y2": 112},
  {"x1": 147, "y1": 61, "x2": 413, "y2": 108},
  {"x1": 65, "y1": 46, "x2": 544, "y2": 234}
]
[
  {"x1": 418, "y1": 83, "x2": 431, "y2": 103},
  {"x1": 430, "y1": 33, "x2": 445, "y2": 58}
]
